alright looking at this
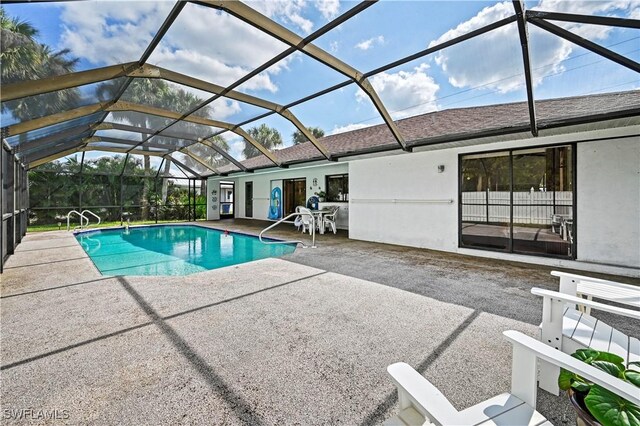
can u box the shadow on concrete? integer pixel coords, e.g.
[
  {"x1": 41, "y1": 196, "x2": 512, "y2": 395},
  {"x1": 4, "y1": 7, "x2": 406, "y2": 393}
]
[
  {"x1": 358, "y1": 309, "x2": 481, "y2": 425},
  {"x1": 115, "y1": 276, "x2": 266, "y2": 425},
  {"x1": 15, "y1": 244, "x2": 80, "y2": 252},
  {"x1": 3, "y1": 256, "x2": 88, "y2": 270},
  {"x1": 1, "y1": 276, "x2": 114, "y2": 299},
  {"x1": 1, "y1": 272, "x2": 326, "y2": 376}
]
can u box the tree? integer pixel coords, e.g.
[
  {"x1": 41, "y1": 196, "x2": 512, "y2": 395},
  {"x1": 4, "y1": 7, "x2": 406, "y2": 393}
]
[
  {"x1": 1, "y1": 7, "x2": 80, "y2": 118},
  {"x1": 181, "y1": 135, "x2": 230, "y2": 174},
  {"x1": 243, "y1": 124, "x2": 282, "y2": 159},
  {"x1": 291, "y1": 126, "x2": 324, "y2": 145},
  {"x1": 96, "y1": 78, "x2": 217, "y2": 218},
  {"x1": 1, "y1": 7, "x2": 41, "y2": 85}
]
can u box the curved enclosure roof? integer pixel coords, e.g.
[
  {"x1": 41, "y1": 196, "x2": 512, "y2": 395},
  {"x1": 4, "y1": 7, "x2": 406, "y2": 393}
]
[{"x1": 1, "y1": 0, "x2": 639, "y2": 178}]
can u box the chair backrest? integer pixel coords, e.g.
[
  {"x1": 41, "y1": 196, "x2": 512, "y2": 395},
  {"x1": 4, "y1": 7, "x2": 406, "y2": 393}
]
[
  {"x1": 326, "y1": 206, "x2": 339, "y2": 219},
  {"x1": 298, "y1": 207, "x2": 314, "y2": 225}
]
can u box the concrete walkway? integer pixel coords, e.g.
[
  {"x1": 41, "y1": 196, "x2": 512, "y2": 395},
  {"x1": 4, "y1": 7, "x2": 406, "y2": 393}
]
[{"x1": 1, "y1": 225, "x2": 638, "y2": 425}]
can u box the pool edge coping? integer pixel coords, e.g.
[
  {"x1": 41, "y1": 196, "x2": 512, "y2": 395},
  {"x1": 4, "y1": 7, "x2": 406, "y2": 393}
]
[{"x1": 73, "y1": 222, "x2": 291, "y2": 244}]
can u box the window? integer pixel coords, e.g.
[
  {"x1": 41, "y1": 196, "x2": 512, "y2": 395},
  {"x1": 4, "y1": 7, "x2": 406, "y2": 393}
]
[
  {"x1": 459, "y1": 145, "x2": 574, "y2": 258},
  {"x1": 326, "y1": 174, "x2": 348, "y2": 201}
]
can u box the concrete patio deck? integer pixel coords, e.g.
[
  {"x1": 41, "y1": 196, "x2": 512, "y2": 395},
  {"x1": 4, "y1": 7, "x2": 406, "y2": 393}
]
[{"x1": 1, "y1": 221, "x2": 638, "y2": 425}]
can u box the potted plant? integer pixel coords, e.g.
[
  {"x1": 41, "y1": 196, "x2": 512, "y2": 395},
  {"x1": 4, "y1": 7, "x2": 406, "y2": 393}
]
[
  {"x1": 559, "y1": 348, "x2": 640, "y2": 426},
  {"x1": 314, "y1": 190, "x2": 326, "y2": 202}
]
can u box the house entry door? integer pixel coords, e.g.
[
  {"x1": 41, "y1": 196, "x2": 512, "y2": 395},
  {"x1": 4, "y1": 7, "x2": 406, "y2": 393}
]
[
  {"x1": 283, "y1": 178, "x2": 306, "y2": 216},
  {"x1": 245, "y1": 182, "x2": 253, "y2": 218}
]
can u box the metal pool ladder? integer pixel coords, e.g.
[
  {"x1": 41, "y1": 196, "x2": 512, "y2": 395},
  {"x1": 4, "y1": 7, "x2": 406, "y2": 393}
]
[
  {"x1": 259, "y1": 212, "x2": 316, "y2": 248},
  {"x1": 66, "y1": 209, "x2": 101, "y2": 231}
]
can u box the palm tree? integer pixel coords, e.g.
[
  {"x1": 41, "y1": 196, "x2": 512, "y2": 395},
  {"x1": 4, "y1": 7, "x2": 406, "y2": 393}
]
[
  {"x1": 182, "y1": 135, "x2": 230, "y2": 171},
  {"x1": 0, "y1": 7, "x2": 79, "y2": 102},
  {"x1": 97, "y1": 78, "x2": 231, "y2": 217},
  {"x1": 291, "y1": 126, "x2": 325, "y2": 145},
  {"x1": 0, "y1": 7, "x2": 40, "y2": 85},
  {"x1": 243, "y1": 124, "x2": 282, "y2": 159},
  {"x1": 1, "y1": 7, "x2": 81, "y2": 165}
]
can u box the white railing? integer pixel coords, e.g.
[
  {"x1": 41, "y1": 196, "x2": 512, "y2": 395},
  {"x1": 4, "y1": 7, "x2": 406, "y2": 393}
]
[
  {"x1": 66, "y1": 209, "x2": 101, "y2": 231},
  {"x1": 462, "y1": 190, "x2": 573, "y2": 224},
  {"x1": 259, "y1": 212, "x2": 315, "y2": 248},
  {"x1": 66, "y1": 210, "x2": 88, "y2": 231},
  {"x1": 81, "y1": 210, "x2": 101, "y2": 229}
]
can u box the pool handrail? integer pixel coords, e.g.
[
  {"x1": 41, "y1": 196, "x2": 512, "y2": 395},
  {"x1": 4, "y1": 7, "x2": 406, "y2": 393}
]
[
  {"x1": 259, "y1": 212, "x2": 316, "y2": 248},
  {"x1": 66, "y1": 210, "x2": 88, "y2": 231},
  {"x1": 81, "y1": 209, "x2": 101, "y2": 229}
]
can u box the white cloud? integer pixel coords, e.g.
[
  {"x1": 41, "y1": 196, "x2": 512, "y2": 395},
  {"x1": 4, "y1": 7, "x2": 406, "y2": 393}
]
[
  {"x1": 218, "y1": 133, "x2": 246, "y2": 160},
  {"x1": 329, "y1": 41, "x2": 340, "y2": 53},
  {"x1": 429, "y1": 2, "x2": 529, "y2": 93},
  {"x1": 207, "y1": 98, "x2": 243, "y2": 121},
  {"x1": 330, "y1": 123, "x2": 370, "y2": 135},
  {"x1": 429, "y1": 1, "x2": 637, "y2": 93},
  {"x1": 358, "y1": 63, "x2": 440, "y2": 119},
  {"x1": 251, "y1": 0, "x2": 314, "y2": 34},
  {"x1": 57, "y1": 0, "x2": 295, "y2": 116},
  {"x1": 58, "y1": 1, "x2": 173, "y2": 66},
  {"x1": 316, "y1": 0, "x2": 340, "y2": 20},
  {"x1": 289, "y1": 13, "x2": 314, "y2": 34},
  {"x1": 355, "y1": 35, "x2": 385, "y2": 51},
  {"x1": 534, "y1": 0, "x2": 635, "y2": 39}
]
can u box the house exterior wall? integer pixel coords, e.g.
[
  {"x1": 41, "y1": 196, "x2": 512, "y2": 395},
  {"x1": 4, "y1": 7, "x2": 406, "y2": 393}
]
[
  {"x1": 349, "y1": 127, "x2": 640, "y2": 272},
  {"x1": 577, "y1": 137, "x2": 640, "y2": 267},
  {"x1": 205, "y1": 126, "x2": 638, "y2": 274},
  {"x1": 207, "y1": 163, "x2": 349, "y2": 227}
]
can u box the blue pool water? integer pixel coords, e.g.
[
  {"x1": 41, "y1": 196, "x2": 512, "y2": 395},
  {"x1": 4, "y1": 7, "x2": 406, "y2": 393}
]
[{"x1": 75, "y1": 225, "x2": 296, "y2": 276}]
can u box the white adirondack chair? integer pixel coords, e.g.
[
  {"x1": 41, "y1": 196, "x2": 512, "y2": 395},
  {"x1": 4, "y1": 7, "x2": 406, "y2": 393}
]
[
  {"x1": 384, "y1": 330, "x2": 639, "y2": 426},
  {"x1": 532, "y1": 270, "x2": 640, "y2": 395}
]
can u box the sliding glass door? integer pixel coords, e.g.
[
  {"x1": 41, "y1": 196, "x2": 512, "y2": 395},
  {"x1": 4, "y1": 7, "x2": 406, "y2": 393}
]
[{"x1": 460, "y1": 145, "x2": 575, "y2": 258}]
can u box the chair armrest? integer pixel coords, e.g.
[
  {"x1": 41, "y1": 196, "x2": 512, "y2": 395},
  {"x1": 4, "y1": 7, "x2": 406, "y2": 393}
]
[
  {"x1": 387, "y1": 362, "x2": 460, "y2": 425},
  {"x1": 551, "y1": 271, "x2": 639, "y2": 293},
  {"x1": 551, "y1": 271, "x2": 640, "y2": 308},
  {"x1": 551, "y1": 270, "x2": 622, "y2": 285},
  {"x1": 504, "y1": 331, "x2": 640, "y2": 405},
  {"x1": 531, "y1": 288, "x2": 640, "y2": 320}
]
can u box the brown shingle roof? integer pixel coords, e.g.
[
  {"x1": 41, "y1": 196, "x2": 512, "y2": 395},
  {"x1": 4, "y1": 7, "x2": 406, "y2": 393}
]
[{"x1": 219, "y1": 90, "x2": 640, "y2": 173}]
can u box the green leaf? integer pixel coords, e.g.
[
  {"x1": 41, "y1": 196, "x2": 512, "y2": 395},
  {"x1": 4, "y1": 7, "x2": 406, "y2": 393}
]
[
  {"x1": 585, "y1": 385, "x2": 640, "y2": 426},
  {"x1": 594, "y1": 352, "x2": 626, "y2": 366},
  {"x1": 625, "y1": 370, "x2": 640, "y2": 388},
  {"x1": 592, "y1": 360, "x2": 624, "y2": 378},
  {"x1": 559, "y1": 368, "x2": 578, "y2": 390},
  {"x1": 572, "y1": 381, "x2": 592, "y2": 393},
  {"x1": 574, "y1": 349, "x2": 600, "y2": 364}
]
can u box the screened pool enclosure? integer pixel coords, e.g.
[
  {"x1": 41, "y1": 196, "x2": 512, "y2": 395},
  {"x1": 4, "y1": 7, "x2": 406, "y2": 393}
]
[{"x1": 1, "y1": 0, "x2": 638, "y2": 271}]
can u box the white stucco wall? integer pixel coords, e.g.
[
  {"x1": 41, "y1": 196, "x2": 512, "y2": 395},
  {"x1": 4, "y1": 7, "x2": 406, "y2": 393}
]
[
  {"x1": 349, "y1": 127, "x2": 640, "y2": 271},
  {"x1": 577, "y1": 138, "x2": 640, "y2": 267},
  {"x1": 349, "y1": 150, "x2": 459, "y2": 251},
  {"x1": 207, "y1": 162, "x2": 349, "y2": 226}
]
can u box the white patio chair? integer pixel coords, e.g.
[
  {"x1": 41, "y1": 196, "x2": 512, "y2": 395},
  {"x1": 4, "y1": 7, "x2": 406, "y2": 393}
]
[
  {"x1": 384, "y1": 330, "x2": 639, "y2": 426},
  {"x1": 322, "y1": 206, "x2": 339, "y2": 234},
  {"x1": 294, "y1": 206, "x2": 303, "y2": 231},
  {"x1": 532, "y1": 270, "x2": 640, "y2": 395},
  {"x1": 296, "y1": 206, "x2": 314, "y2": 234}
]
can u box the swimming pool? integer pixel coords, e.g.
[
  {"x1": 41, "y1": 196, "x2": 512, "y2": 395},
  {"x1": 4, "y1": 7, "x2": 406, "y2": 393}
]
[{"x1": 75, "y1": 225, "x2": 297, "y2": 276}]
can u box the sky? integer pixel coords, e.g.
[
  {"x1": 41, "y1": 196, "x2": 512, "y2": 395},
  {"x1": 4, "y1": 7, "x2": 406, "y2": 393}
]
[{"x1": 3, "y1": 0, "x2": 639, "y2": 168}]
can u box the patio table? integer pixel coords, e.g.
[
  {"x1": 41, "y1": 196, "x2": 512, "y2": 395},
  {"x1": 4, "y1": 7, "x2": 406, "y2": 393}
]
[{"x1": 310, "y1": 208, "x2": 333, "y2": 234}]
